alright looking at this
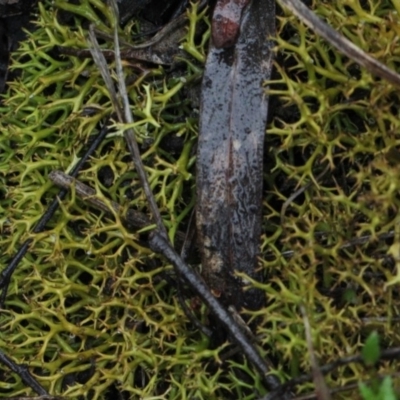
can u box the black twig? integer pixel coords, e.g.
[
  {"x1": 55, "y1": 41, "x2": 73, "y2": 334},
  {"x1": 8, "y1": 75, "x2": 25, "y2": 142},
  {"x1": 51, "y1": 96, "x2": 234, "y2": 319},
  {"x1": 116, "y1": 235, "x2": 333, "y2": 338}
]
[
  {"x1": 49, "y1": 170, "x2": 212, "y2": 337},
  {"x1": 49, "y1": 170, "x2": 150, "y2": 229},
  {"x1": 265, "y1": 231, "x2": 396, "y2": 261},
  {"x1": 0, "y1": 122, "x2": 110, "y2": 308},
  {"x1": 280, "y1": 164, "x2": 330, "y2": 225},
  {"x1": 0, "y1": 350, "x2": 48, "y2": 396},
  {"x1": 86, "y1": 1, "x2": 289, "y2": 394},
  {"x1": 49, "y1": 169, "x2": 288, "y2": 393},
  {"x1": 175, "y1": 279, "x2": 213, "y2": 338},
  {"x1": 148, "y1": 232, "x2": 289, "y2": 395}
]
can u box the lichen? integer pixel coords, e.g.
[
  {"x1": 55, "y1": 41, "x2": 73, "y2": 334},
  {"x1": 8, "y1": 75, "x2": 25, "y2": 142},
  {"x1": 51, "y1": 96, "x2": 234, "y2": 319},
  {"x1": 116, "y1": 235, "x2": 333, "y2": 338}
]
[{"x1": 1, "y1": 0, "x2": 400, "y2": 398}]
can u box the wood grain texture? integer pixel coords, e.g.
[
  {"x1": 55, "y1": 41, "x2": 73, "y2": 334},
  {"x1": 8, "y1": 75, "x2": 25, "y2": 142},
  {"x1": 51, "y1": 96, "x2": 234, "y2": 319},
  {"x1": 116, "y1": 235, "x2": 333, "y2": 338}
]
[{"x1": 196, "y1": 0, "x2": 275, "y2": 310}]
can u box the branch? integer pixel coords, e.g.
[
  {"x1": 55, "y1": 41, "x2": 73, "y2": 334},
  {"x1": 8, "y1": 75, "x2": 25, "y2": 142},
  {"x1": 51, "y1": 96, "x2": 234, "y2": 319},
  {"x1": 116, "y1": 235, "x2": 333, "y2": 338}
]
[
  {"x1": 278, "y1": 0, "x2": 400, "y2": 86},
  {"x1": 148, "y1": 232, "x2": 288, "y2": 393},
  {"x1": 48, "y1": 170, "x2": 288, "y2": 394},
  {"x1": 88, "y1": 1, "x2": 167, "y2": 239},
  {"x1": 262, "y1": 346, "x2": 400, "y2": 399},
  {"x1": 0, "y1": 351, "x2": 48, "y2": 396},
  {"x1": 0, "y1": 122, "x2": 110, "y2": 308}
]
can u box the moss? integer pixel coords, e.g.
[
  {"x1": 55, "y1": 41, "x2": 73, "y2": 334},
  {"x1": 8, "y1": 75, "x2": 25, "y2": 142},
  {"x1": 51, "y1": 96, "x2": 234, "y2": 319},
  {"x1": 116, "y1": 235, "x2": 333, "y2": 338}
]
[{"x1": 1, "y1": 0, "x2": 400, "y2": 398}]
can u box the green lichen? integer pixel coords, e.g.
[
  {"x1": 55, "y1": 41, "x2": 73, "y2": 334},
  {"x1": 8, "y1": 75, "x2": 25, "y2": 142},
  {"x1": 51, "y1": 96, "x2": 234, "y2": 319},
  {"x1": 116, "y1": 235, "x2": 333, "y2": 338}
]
[{"x1": 1, "y1": 0, "x2": 400, "y2": 398}]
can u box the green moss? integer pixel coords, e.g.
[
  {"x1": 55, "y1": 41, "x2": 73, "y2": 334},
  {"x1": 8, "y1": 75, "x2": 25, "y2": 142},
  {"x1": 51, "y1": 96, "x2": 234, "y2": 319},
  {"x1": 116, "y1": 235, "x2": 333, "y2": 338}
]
[{"x1": 1, "y1": 0, "x2": 400, "y2": 398}]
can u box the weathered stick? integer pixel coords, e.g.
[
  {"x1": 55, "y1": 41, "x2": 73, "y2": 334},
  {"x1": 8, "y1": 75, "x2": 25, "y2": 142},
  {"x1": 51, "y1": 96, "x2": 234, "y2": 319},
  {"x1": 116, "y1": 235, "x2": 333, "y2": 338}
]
[
  {"x1": 49, "y1": 171, "x2": 287, "y2": 399},
  {"x1": 48, "y1": 170, "x2": 150, "y2": 229},
  {"x1": 196, "y1": 0, "x2": 275, "y2": 310},
  {"x1": 83, "y1": 1, "x2": 289, "y2": 389},
  {"x1": 48, "y1": 169, "x2": 287, "y2": 394},
  {"x1": 278, "y1": 0, "x2": 400, "y2": 86}
]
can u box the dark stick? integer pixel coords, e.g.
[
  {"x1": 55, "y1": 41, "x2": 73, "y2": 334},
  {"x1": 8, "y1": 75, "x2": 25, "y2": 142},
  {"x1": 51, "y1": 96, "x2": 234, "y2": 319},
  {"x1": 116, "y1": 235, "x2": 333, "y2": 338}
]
[
  {"x1": 48, "y1": 170, "x2": 150, "y2": 229},
  {"x1": 48, "y1": 170, "x2": 288, "y2": 395},
  {"x1": 265, "y1": 230, "x2": 396, "y2": 261},
  {"x1": 0, "y1": 122, "x2": 110, "y2": 308},
  {"x1": 148, "y1": 232, "x2": 290, "y2": 395},
  {"x1": 48, "y1": 170, "x2": 191, "y2": 246},
  {"x1": 57, "y1": 45, "x2": 174, "y2": 65},
  {"x1": 86, "y1": 1, "x2": 289, "y2": 393},
  {"x1": 0, "y1": 350, "x2": 48, "y2": 396},
  {"x1": 196, "y1": 0, "x2": 275, "y2": 310},
  {"x1": 49, "y1": 170, "x2": 212, "y2": 337}
]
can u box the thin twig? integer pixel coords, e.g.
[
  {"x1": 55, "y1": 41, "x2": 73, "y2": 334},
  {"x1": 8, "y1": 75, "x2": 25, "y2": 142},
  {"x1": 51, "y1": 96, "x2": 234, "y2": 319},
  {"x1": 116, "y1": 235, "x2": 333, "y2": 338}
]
[
  {"x1": 291, "y1": 372, "x2": 400, "y2": 400},
  {"x1": 3, "y1": 397, "x2": 65, "y2": 400},
  {"x1": 0, "y1": 351, "x2": 48, "y2": 396},
  {"x1": 280, "y1": 163, "x2": 330, "y2": 225},
  {"x1": 301, "y1": 306, "x2": 331, "y2": 400},
  {"x1": 57, "y1": 45, "x2": 174, "y2": 65},
  {"x1": 262, "y1": 346, "x2": 400, "y2": 399},
  {"x1": 87, "y1": 28, "x2": 122, "y2": 120},
  {"x1": 278, "y1": 0, "x2": 400, "y2": 86},
  {"x1": 175, "y1": 281, "x2": 213, "y2": 337},
  {"x1": 265, "y1": 231, "x2": 395, "y2": 261},
  {"x1": 110, "y1": 0, "x2": 168, "y2": 239},
  {"x1": 88, "y1": 0, "x2": 167, "y2": 238},
  {"x1": 0, "y1": 122, "x2": 110, "y2": 308},
  {"x1": 148, "y1": 232, "x2": 289, "y2": 394},
  {"x1": 49, "y1": 170, "x2": 287, "y2": 393},
  {"x1": 179, "y1": 208, "x2": 197, "y2": 262},
  {"x1": 48, "y1": 171, "x2": 191, "y2": 247},
  {"x1": 48, "y1": 170, "x2": 150, "y2": 228},
  {"x1": 49, "y1": 170, "x2": 211, "y2": 337},
  {"x1": 93, "y1": 10, "x2": 187, "y2": 50},
  {"x1": 360, "y1": 316, "x2": 400, "y2": 324}
]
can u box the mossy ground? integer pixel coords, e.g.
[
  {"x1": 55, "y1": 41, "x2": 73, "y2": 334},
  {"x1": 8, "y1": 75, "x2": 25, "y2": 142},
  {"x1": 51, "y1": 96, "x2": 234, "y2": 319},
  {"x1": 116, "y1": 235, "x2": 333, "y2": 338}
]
[{"x1": 0, "y1": 0, "x2": 400, "y2": 399}]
